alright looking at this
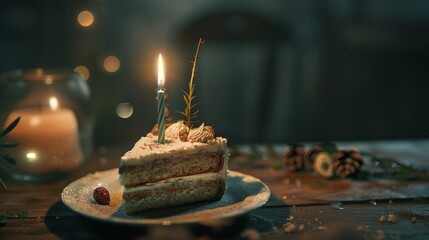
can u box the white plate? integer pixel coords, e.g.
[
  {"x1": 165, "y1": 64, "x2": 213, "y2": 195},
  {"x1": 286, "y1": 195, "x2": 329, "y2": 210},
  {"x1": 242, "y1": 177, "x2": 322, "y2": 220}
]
[{"x1": 61, "y1": 169, "x2": 270, "y2": 225}]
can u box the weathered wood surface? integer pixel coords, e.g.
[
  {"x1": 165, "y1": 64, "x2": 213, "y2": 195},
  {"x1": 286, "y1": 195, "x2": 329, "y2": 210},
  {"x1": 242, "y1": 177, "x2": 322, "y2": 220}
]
[
  {"x1": 1, "y1": 148, "x2": 429, "y2": 239},
  {"x1": 2, "y1": 199, "x2": 428, "y2": 239}
]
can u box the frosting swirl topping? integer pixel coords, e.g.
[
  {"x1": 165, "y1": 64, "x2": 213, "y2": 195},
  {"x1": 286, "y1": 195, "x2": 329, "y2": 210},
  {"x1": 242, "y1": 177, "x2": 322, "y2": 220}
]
[
  {"x1": 165, "y1": 121, "x2": 188, "y2": 139},
  {"x1": 188, "y1": 123, "x2": 215, "y2": 143}
]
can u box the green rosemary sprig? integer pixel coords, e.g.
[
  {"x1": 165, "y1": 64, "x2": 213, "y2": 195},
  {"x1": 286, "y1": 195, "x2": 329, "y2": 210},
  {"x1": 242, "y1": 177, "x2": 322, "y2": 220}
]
[
  {"x1": 0, "y1": 116, "x2": 20, "y2": 191},
  {"x1": 0, "y1": 116, "x2": 20, "y2": 138},
  {"x1": 180, "y1": 37, "x2": 204, "y2": 128}
]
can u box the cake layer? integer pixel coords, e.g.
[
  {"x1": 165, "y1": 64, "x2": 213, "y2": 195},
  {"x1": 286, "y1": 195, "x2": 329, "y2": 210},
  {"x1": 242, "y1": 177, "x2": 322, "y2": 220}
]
[
  {"x1": 123, "y1": 172, "x2": 226, "y2": 213},
  {"x1": 119, "y1": 151, "x2": 225, "y2": 187},
  {"x1": 119, "y1": 134, "x2": 228, "y2": 213}
]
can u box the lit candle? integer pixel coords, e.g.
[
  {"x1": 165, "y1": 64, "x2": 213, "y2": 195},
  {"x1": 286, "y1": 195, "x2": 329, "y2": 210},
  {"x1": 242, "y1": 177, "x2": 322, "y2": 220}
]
[
  {"x1": 4, "y1": 97, "x2": 83, "y2": 174},
  {"x1": 157, "y1": 54, "x2": 166, "y2": 143}
]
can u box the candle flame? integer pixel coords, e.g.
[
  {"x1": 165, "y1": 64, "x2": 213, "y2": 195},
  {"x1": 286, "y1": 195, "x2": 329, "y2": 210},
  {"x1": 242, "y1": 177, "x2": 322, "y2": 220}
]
[
  {"x1": 158, "y1": 54, "x2": 165, "y2": 89},
  {"x1": 49, "y1": 97, "x2": 59, "y2": 111}
]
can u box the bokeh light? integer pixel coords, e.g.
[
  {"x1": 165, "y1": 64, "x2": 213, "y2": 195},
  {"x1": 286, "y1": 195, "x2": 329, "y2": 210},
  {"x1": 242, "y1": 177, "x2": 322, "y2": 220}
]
[
  {"x1": 44, "y1": 76, "x2": 53, "y2": 84},
  {"x1": 29, "y1": 116, "x2": 41, "y2": 127},
  {"x1": 49, "y1": 97, "x2": 59, "y2": 110},
  {"x1": 116, "y1": 103, "x2": 133, "y2": 119},
  {"x1": 103, "y1": 56, "x2": 120, "y2": 73},
  {"x1": 77, "y1": 10, "x2": 94, "y2": 27},
  {"x1": 26, "y1": 152, "x2": 37, "y2": 162},
  {"x1": 74, "y1": 65, "x2": 90, "y2": 80}
]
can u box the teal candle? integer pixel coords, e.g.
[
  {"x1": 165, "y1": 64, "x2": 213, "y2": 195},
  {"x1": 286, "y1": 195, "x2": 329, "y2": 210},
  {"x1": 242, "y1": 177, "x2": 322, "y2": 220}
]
[
  {"x1": 157, "y1": 90, "x2": 165, "y2": 143},
  {"x1": 157, "y1": 54, "x2": 165, "y2": 143}
]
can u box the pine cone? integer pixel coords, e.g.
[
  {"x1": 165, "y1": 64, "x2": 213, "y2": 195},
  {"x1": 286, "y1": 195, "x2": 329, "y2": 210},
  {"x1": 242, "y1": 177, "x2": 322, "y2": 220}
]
[
  {"x1": 314, "y1": 152, "x2": 334, "y2": 178},
  {"x1": 283, "y1": 144, "x2": 305, "y2": 172},
  {"x1": 332, "y1": 149, "x2": 363, "y2": 178},
  {"x1": 304, "y1": 145, "x2": 323, "y2": 170}
]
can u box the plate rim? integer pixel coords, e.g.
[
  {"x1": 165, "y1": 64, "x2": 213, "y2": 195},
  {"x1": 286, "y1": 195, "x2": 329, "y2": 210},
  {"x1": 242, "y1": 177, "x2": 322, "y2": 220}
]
[{"x1": 61, "y1": 169, "x2": 271, "y2": 225}]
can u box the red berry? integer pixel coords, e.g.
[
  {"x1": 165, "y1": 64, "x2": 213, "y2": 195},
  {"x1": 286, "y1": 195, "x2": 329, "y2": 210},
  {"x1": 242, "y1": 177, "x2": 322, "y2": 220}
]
[{"x1": 93, "y1": 187, "x2": 110, "y2": 205}]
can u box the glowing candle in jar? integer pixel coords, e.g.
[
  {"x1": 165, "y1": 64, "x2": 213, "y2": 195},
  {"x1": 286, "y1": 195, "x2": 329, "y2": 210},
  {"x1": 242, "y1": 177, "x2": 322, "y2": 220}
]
[
  {"x1": 157, "y1": 54, "x2": 166, "y2": 143},
  {"x1": 4, "y1": 97, "x2": 83, "y2": 174}
]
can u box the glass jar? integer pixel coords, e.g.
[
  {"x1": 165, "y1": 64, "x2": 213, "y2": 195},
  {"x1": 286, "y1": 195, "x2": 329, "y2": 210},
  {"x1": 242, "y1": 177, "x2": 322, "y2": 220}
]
[{"x1": 0, "y1": 68, "x2": 93, "y2": 181}]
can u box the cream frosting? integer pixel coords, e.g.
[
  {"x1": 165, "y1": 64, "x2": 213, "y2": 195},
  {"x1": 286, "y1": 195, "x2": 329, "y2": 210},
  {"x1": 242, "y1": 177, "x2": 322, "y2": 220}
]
[{"x1": 121, "y1": 135, "x2": 227, "y2": 166}]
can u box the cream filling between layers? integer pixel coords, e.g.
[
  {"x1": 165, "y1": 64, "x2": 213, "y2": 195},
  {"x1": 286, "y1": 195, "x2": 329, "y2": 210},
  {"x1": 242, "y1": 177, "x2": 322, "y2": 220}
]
[{"x1": 124, "y1": 171, "x2": 226, "y2": 195}]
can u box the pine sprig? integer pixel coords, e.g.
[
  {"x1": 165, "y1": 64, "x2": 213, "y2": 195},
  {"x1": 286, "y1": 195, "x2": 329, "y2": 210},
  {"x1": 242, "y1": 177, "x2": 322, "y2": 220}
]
[
  {"x1": 180, "y1": 37, "x2": 204, "y2": 128},
  {"x1": 0, "y1": 117, "x2": 20, "y2": 138},
  {"x1": 0, "y1": 116, "x2": 20, "y2": 191}
]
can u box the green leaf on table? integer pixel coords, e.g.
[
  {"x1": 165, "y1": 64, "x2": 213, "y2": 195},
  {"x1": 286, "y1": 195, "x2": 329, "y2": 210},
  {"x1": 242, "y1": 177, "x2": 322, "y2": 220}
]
[
  {"x1": 372, "y1": 156, "x2": 400, "y2": 173},
  {"x1": 14, "y1": 211, "x2": 28, "y2": 218},
  {"x1": 355, "y1": 171, "x2": 370, "y2": 180},
  {"x1": 0, "y1": 142, "x2": 20, "y2": 148},
  {"x1": 413, "y1": 196, "x2": 428, "y2": 203},
  {"x1": 0, "y1": 211, "x2": 28, "y2": 218},
  {"x1": 393, "y1": 164, "x2": 428, "y2": 181},
  {"x1": 0, "y1": 177, "x2": 6, "y2": 191},
  {"x1": 372, "y1": 156, "x2": 429, "y2": 181},
  {"x1": 0, "y1": 117, "x2": 20, "y2": 138},
  {"x1": 0, "y1": 149, "x2": 15, "y2": 165}
]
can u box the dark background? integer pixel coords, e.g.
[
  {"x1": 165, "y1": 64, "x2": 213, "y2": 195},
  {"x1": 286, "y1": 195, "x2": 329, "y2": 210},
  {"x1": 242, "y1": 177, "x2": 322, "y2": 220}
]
[{"x1": 1, "y1": 0, "x2": 429, "y2": 146}]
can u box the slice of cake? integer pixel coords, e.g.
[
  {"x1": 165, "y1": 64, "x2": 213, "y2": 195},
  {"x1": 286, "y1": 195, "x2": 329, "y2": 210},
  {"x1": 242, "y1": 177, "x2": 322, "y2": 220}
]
[{"x1": 119, "y1": 121, "x2": 228, "y2": 213}]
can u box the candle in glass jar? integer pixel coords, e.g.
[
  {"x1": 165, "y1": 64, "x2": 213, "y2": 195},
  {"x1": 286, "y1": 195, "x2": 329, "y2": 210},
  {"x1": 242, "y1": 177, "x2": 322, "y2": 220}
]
[{"x1": 3, "y1": 97, "x2": 83, "y2": 174}]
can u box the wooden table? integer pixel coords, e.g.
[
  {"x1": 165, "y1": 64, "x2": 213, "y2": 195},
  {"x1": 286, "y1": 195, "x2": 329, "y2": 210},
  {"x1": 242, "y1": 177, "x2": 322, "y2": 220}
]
[{"x1": 1, "y1": 142, "x2": 429, "y2": 239}]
